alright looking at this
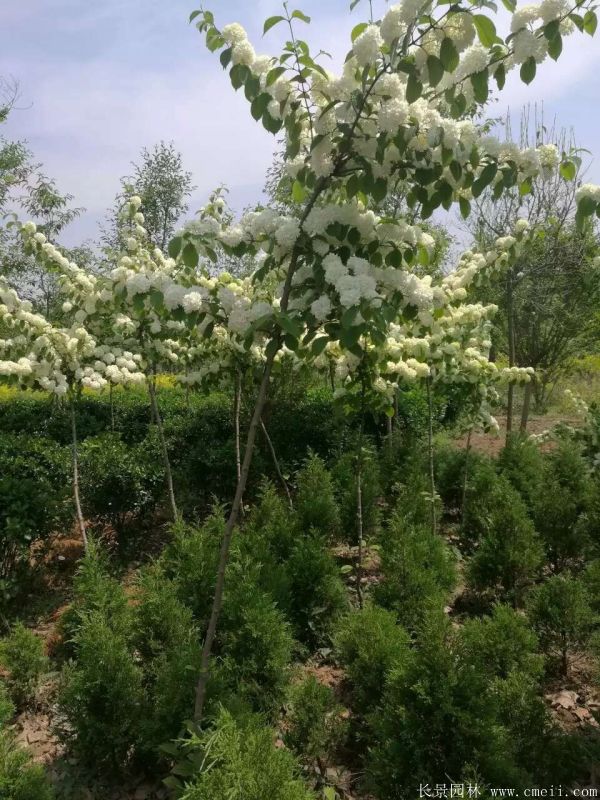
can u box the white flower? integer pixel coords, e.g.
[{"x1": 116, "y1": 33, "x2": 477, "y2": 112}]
[
  {"x1": 378, "y1": 98, "x2": 410, "y2": 132},
  {"x1": 182, "y1": 290, "x2": 207, "y2": 313},
  {"x1": 510, "y1": 3, "x2": 541, "y2": 32},
  {"x1": 381, "y1": 5, "x2": 406, "y2": 44},
  {"x1": 352, "y1": 25, "x2": 383, "y2": 67},
  {"x1": 232, "y1": 40, "x2": 256, "y2": 66},
  {"x1": 275, "y1": 219, "x2": 301, "y2": 251},
  {"x1": 310, "y1": 295, "x2": 332, "y2": 321},
  {"x1": 222, "y1": 23, "x2": 248, "y2": 45},
  {"x1": 575, "y1": 183, "x2": 600, "y2": 203}
]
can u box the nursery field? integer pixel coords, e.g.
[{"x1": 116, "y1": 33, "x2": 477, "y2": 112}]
[{"x1": 2, "y1": 0, "x2": 600, "y2": 797}]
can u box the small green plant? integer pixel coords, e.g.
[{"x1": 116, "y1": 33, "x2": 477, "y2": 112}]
[
  {"x1": 0, "y1": 623, "x2": 47, "y2": 709},
  {"x1": 284, "y1": 675, "x2": 347, "y2": 771},
  {"x1": 467, "y1": 477, "x2": 543, "y2": 606},
  {"x1": 285, "y1": 533, "x2": 348, "y2": 648},
  {"x1": 57, "y1": 611, "x2": 143, "y2": 772},
  {"x1": 332, "y1": 449, "x2": 380, "y2": 543},
  {"x1": 374, "y1": 515, "x2": 456, "y2": 628},
  {"x1": 295, "y1": 453, "x2": 339, "y2": 539},
  {"x1": 0, "y1": 728, "x2": 55, "y2": 800},
  {"x1": 176, "y1": 708, "x2": 315, "y2": 800},
  {"x1": 527, "y1": 574, "x2": 596, "y2": 676},
  {"x1": 334, "y1": 604, "x2": 411, "y2": 713}
]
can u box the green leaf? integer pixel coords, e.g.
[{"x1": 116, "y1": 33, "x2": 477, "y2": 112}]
[
  {"x1": 473, "y1": 14, "x2": 498, "y2": 47},
  {"x1": 311, "y1": 336, "x2": 329, "y2": 355},
  {"x1": 278, "y1": 313, "x2": 302, "y2": 338},
  {"x1": 559, "y1": 160, "x2": 576, "y2": 181},
  {"x1": 168, "y1": 236, "x2": 182, "y2": 259},
  {"x1": 266, "y1": 66, "x2": 287, "y2": 86},
  {"x1": 262, "y1": 111, "x2": 283, "y2": 134},
  {"x1": 577, "y1": 196, "x2": 597, "y2": 217},
  {"x1": 584, "y1": 10, "x2": 597, "y2": 35},
  {"x1": 470, "y1": 69, "x2": 489, "y2": 104},
  {"x1": 500, "y1": 0, "x2": 516, "y2": 10},
  {"x1": 427, "y1": 55, "x2": 444, "y2": 87},
  {"x1": 292, "y1": 179, "x2": 306, "y2": 202},
  {"x1": 230, "y1": 64, "x2": 249, "y2": 90},
  {"x1": 519, "y1": 177, "x2": 532, "y2": 196},
  {"x1": 459, "y1": 196, "x2": 471, "y2": 219},
  {"x1": 219, "y1": 48, "x2": 232, "y2": 69},
  {"x1": 263, "y1": 15, "x2": 286, "y2": 35},
  {"x1": 250, "y1": 92, "x2": 271, "y2": 120},
  {"x1": 340, "y1": 307, "x2": 359, "y2": 329},
  {"x1": 182, "y1": 242, "x2": 199, "y2": 268},
  {"x1": 548, "y1": 32, "x2": 562, "y2": 60},
  {"x1": 520, "y1": 56, "x2": 536, "y2": 85},
  {"x1": 189, "y1": 10, "x2": 202, "y2": 23},
  {"x1": 440, "y1": 37, "x2": 459, "y2": 73},
  {"x1": 372, "y1": 177, "x2": 387, "y2": 202},
  {"x1": 406, "y1": 73, "x2": 423, "y2": 103},
  {"x1": 291, "y1": 9, "x2": 311, "y2": 23},
  {"x1": 543, "y1": 20, "x2": 560, "y2": 39},
  {"x1": 351, "y1": 22, "x2": 368, "y2": 42},
  {"x1": 494, "y1": 63, "x2": 506, "y2": 90}
]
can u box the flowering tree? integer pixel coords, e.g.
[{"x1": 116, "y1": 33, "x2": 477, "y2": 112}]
[{"x1": 179, "y1": 0, "x2": 600, "y2": 721}]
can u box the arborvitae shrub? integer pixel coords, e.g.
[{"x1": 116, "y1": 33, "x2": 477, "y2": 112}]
[
  {"x1": 334, "y1": 604, "x2": 411, "y2": 713},
  {"x1": 0, "y1": 623, "x2": 47, "y2": 709},
  {"x1": 57, "y1": 539, "x2": 130, "y2": 658},
  {"x1": 284, "y1": 675, "x2": 347, "y2": 768},
  {"x1": 160, "y1": 513, "x2": 223, "y2": 624},
  {"x1": 460, "y1": 456, "x2": 507, "y2": 549},
  {"x1": 374, "y1": 515, "x2": 457, "y2": 628},
  {"x1": 467, "y1": 477, "x2": 544, "y2": 606},
  {"x1": 366, "y1": 610, "x2": 529, "y2": 798},
  {"x1": 178, "y1": 708, "x2": 314, "y2": 800},
  {"x1": 57, "y1": 611, "x2": 143, "y2": 772},
  {"x1": 285, "y1": 533, "x2": 348, "y2": 648},
  {"x1": 217, "y1": 564, "x2": 294, "y2": 714},
  {"x1": 0, "y1": 729, "x2": 55, "y2": 800},
  {"x1": 388, "y1": 450, "x2": 433, "y2": 528},
  {"x1": 583, "y1": 559, "x2": 600, "y2": 613},
  {"x1": 133, "y1": 566, "x2": 200, "y2": 759},
  {"x1": 244, "y1": 481, "x2": 297, "y2": 562},
  {"x1": 0, "y1": 683, "x2": 14, "y2": 726},
  {"x1": 527, "y1": 574, "x2": 596, "y2": 676},
  {"x1": 332, "y1": 449, "x2": 380, "y2": 543},
  {"x1": 534, "y1": 441, "x2": 592, "y2": 568},
  {"x1": 498, "y1": 435, "x2": 545, "y2": 512},
  {"x1": 295, "y1": 453, "x2": 339, "y2": 539},
  {"x1": 458, "y1": 604, "x2": 543, "y2": 682}
]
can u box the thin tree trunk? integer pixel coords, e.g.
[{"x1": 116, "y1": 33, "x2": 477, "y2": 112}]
[
  {"x1": 386, "y1": 413, "x2": 393, "y2": 457},
  {"x1": 109, "y1": 383, "x2": 115, "y2": 432},
  {"x1": 329, "y1": 362, "x2": 335, "y2": 393},
  {"x1": 148, "y1": 375, "x2": 178, "y2": 522},
  {"x1": 426, "y1": 376, "x2": 437, "y2": 536},
  {"x1": 461, "y1": 427, "x2": 473, "y2": 531},
  {"x1": 260, "y1": 417, "x2": 293, "y2": 510},
  {"x1": 506, "y1": 271, "x2": 516, "y2": 445},
  {"x1": 356, "y1": 457, "x2": 364, "y2": 609},
  {"x1": 234, "y1": 373, "x2": 242, "y2": 487},
  {"x1": 520, "y1": 380, "x2": 533, "y2": 433},
  {"x1": 393, "y1": 391, "x2": 399, "y2": 431},
  {"x1": 70, "y1": 395, "x2": 88, "y2": 552}
]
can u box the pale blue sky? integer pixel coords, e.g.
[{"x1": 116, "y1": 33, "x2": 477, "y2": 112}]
[{"x1": 2, "y1": 0, "x2": 599, "y2": 246}]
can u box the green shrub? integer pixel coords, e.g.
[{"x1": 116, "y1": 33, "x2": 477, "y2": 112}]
[
  {"x1": 534, "y1": 442, "x2": 592, "y2": 569},
  {"x1": 177, "y1": 708, "x2": 315, "y2": 800},
  {"x1": 583, "y1": 559, "x2": 600, "y2": 614},
  {"x1": 0, "y1": 729, "x2": 54, "y2": 800},
  {"x1": 295, "y1": 453, "x2": 339, "y2": 539},
  {"x1": 285, "y1": 533, "x2": 348, "y2": 648},
  {"x1": 332, "y1": 449, "x2": 380, "y2": 543},
  {"x1": 160, "y1": 514, "x2": 223, "y2": 624},
  {"x1": 133, "y1": 565, "x2": 201, "y2": 759},
  {"x1": 79, "y1": 432, "x2": 161, "y2": 537},
  {"x1": 217, "y1": 564, "x2": 294, "y2": 714},
  {"x1": 467, "y1": 477, "x2": 543, "y2": 606},
  {"x1": 460, "y1": 456, "x2": 507, "y2": 549},
  {"x1": 0, "y1": 624, "x2": 47, "y2": 709},
  {"x1": 57, "y1": 611, "x2": 143, "y2": 772},
  {"x1": 374, "y1": 515, "x2": 457, "y2": 628},
  {"x1": 498, "y1": 435, "x2": 545, "y2": 512},
  {"x1": 284, "y1": 675, "x2": 347, "y2": 767},
  {"x1": 527, "y1": 574, "x2": 596, "y2": 676},
  {"x1": 334, "y1": 605, "x2": 411, "y2": 713},
  {"x1": 0, "y1": 683, "x2": 15, "y2": 725},
  {"x1": 459, "y1": 604, "x2": 543, "y2": 681},
  {"x1": 366, "y1": 610, "x2": 529, "y2": 798}
]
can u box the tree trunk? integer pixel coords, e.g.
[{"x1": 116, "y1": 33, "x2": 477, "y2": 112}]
[
  {"x1": 260, "y1": 417, "x2": 293, "y2": 510},
  {"x1": 386, "y1": 413, "x2": 393, "y2": 457},
  {"x1": 70, "y1": 395, "x2": 88, "y2": 552},
  {"x1": 461, "y1": 427, "x2": 473, "y2": 531},
  {"x1": 426, "y1": 376, "x2": 437, "y2": 536},
  {"x1": 109, "y1": 383, "x2": 115, "y2": 432},
  {"x1": 520, "y1": 380, "x2": 533, "y2": 433},
  {"x1": 148, "y1": 375, "x2": 178, "y2": 522},
  {"x1": 356, "y1": 456, "x2": 364, "y2": 609},
  {"x1": 506, "y1": 271, "x2": 516, "y2": 445}
]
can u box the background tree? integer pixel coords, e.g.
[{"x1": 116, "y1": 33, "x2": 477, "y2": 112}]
[
  {"x1": 468, "y1": 108, "x2": 600, "y2": 431},
  {"x1": 102, "y1": 141, "x2": 194, "y2": 254}
]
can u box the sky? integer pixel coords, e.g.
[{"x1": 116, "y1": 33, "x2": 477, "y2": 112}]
[{"x1": 1, "y1": 0, "x2": 600, "y2": 247}]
